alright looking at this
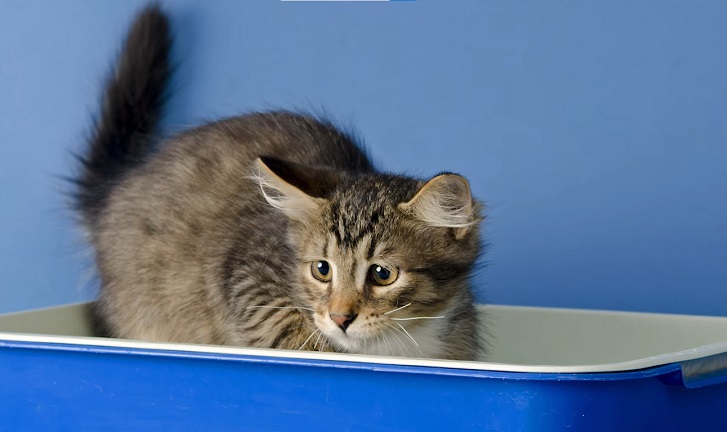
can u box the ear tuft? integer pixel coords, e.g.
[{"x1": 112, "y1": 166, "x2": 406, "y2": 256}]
[
  {"x1": 251, "y1": 158, "x2": 324, "y2": 220},
  {"x1": 399, "y1": 174, "x2": 479, "y2": 238}
]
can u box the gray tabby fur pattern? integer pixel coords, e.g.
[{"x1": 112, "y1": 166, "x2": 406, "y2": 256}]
[{"x1": 76, "y1": 5, "x2": 485, "y2": 360}]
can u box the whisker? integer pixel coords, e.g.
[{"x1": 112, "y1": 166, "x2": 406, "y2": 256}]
[
  {"x1": 381, "y1": 331, "x2": 394, "y2": 356},
  {"x1": 395, "y1": 323, "x2": 419, "y2": 347},
  {"x1": 247, "y1": 305, "x2": 315, "y2": 312},
  {"x1": 313, "y1": 331, "x2": 323, "y2": 351},
  {"x1": 385, "y1": 323, "x2": 412, "y2": 357},
  {"x1": 387, "y1": 322, "x2": 423, "y2": 356},
  {"x1": 383, "y1": 303, "x2": 412, "y2": 315},
  {"x1": 386, "y1": 330, "x2": 396, "y2": 355},
  {"x1": 387, "y1": 327, "x2": 405, "y2": 356},
  {"x1": 298, "y1": 329, "x2": 320, "y2": 350},
  {"x1": 390, "y1": 316, "x2": 445, "y2": 321}
]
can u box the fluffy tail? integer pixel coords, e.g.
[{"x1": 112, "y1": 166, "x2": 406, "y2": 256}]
[{"x1": 75, "y1": 5, "x2": 172, "y2": 225}]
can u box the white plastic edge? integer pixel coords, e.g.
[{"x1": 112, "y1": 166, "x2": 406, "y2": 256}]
[{"x1": 2, "y1": 331, "x2": 727, "y2": 375}]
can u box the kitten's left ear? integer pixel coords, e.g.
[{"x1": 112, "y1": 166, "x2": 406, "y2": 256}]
[
  {"x1": 399, "y1": 173, "x2": 480, "y2": 239},
  {"x1": 252, "y1": 157, "x2": 339, "y2": 221}
]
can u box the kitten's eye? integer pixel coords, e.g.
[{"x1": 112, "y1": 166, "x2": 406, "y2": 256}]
[
  {"x1": 311, "y1": 260, "x2": 332, "y2": 282},
  {"x1": 368, "y1": 265, "x2": 399, "y2": 286}
]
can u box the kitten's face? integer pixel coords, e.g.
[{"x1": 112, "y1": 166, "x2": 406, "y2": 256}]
[
  {"x1": 254, "y1": 158, "x2": 481, "y2": 357},
  {"x1": 288, "y1": 178, "x2": 480, "y2": 357}
]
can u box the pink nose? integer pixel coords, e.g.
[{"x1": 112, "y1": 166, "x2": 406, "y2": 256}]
[{"x1": 330, "y1": 313, "x2": 356, "y2": 332}]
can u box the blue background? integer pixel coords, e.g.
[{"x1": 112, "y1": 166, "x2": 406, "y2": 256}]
[{"x1": 0, "y1": 0, "x2": 725, "y2": 315}]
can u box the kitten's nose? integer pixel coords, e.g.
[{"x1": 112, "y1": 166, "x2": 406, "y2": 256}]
[{"x1": 329, "y1": 313, "x2": 357, "y2": 332}]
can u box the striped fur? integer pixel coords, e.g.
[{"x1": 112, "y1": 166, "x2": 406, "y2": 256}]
[{"x1": 76, "y1": 5, "x2": 485, "y2": 360}]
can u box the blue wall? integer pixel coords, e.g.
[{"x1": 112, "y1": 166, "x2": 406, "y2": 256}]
[{"x1": 1, "y1": 0, "x2": 725, "y2": 315}]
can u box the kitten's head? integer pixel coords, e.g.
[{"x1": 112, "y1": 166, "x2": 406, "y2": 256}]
[{"x1": 253, "y1": 157, "x2": 482, "y2": 357}]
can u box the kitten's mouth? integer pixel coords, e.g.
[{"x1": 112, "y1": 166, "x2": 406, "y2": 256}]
[
  {"x1": 314, "y1": 311, "x2": 426, "y2": 357},
  {"x1": 313, "y1": 314, "x2": 366, "y2": 349},
  {"x1": 315, "y1": 318, "x2": 407, "y2": 357},
  {"x1": 326, "y1": 330, "x2": 371, "y2": 353}
]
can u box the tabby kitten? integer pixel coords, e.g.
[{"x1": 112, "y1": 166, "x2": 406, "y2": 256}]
[{"x1": 76, "y1": 5, "x2": 484, "y2": 360}]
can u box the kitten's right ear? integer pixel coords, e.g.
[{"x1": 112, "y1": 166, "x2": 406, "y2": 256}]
[{"x1": 251, "y1": 157, "x2": 338, "y2": 221}]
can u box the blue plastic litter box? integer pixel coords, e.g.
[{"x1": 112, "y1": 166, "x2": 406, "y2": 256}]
[{"x1": 1, "y1": 303, "x2": 726, "y2": 431}]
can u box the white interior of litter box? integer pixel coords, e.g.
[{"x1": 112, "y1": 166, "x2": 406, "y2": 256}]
[{"x1": 1, "y1": 302, "x2": 727, "y2": 374}]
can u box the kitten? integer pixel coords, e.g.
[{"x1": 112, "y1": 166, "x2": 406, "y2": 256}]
[{"x1": 75, "y1": 5, "x2": 484, "y2": 360}]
